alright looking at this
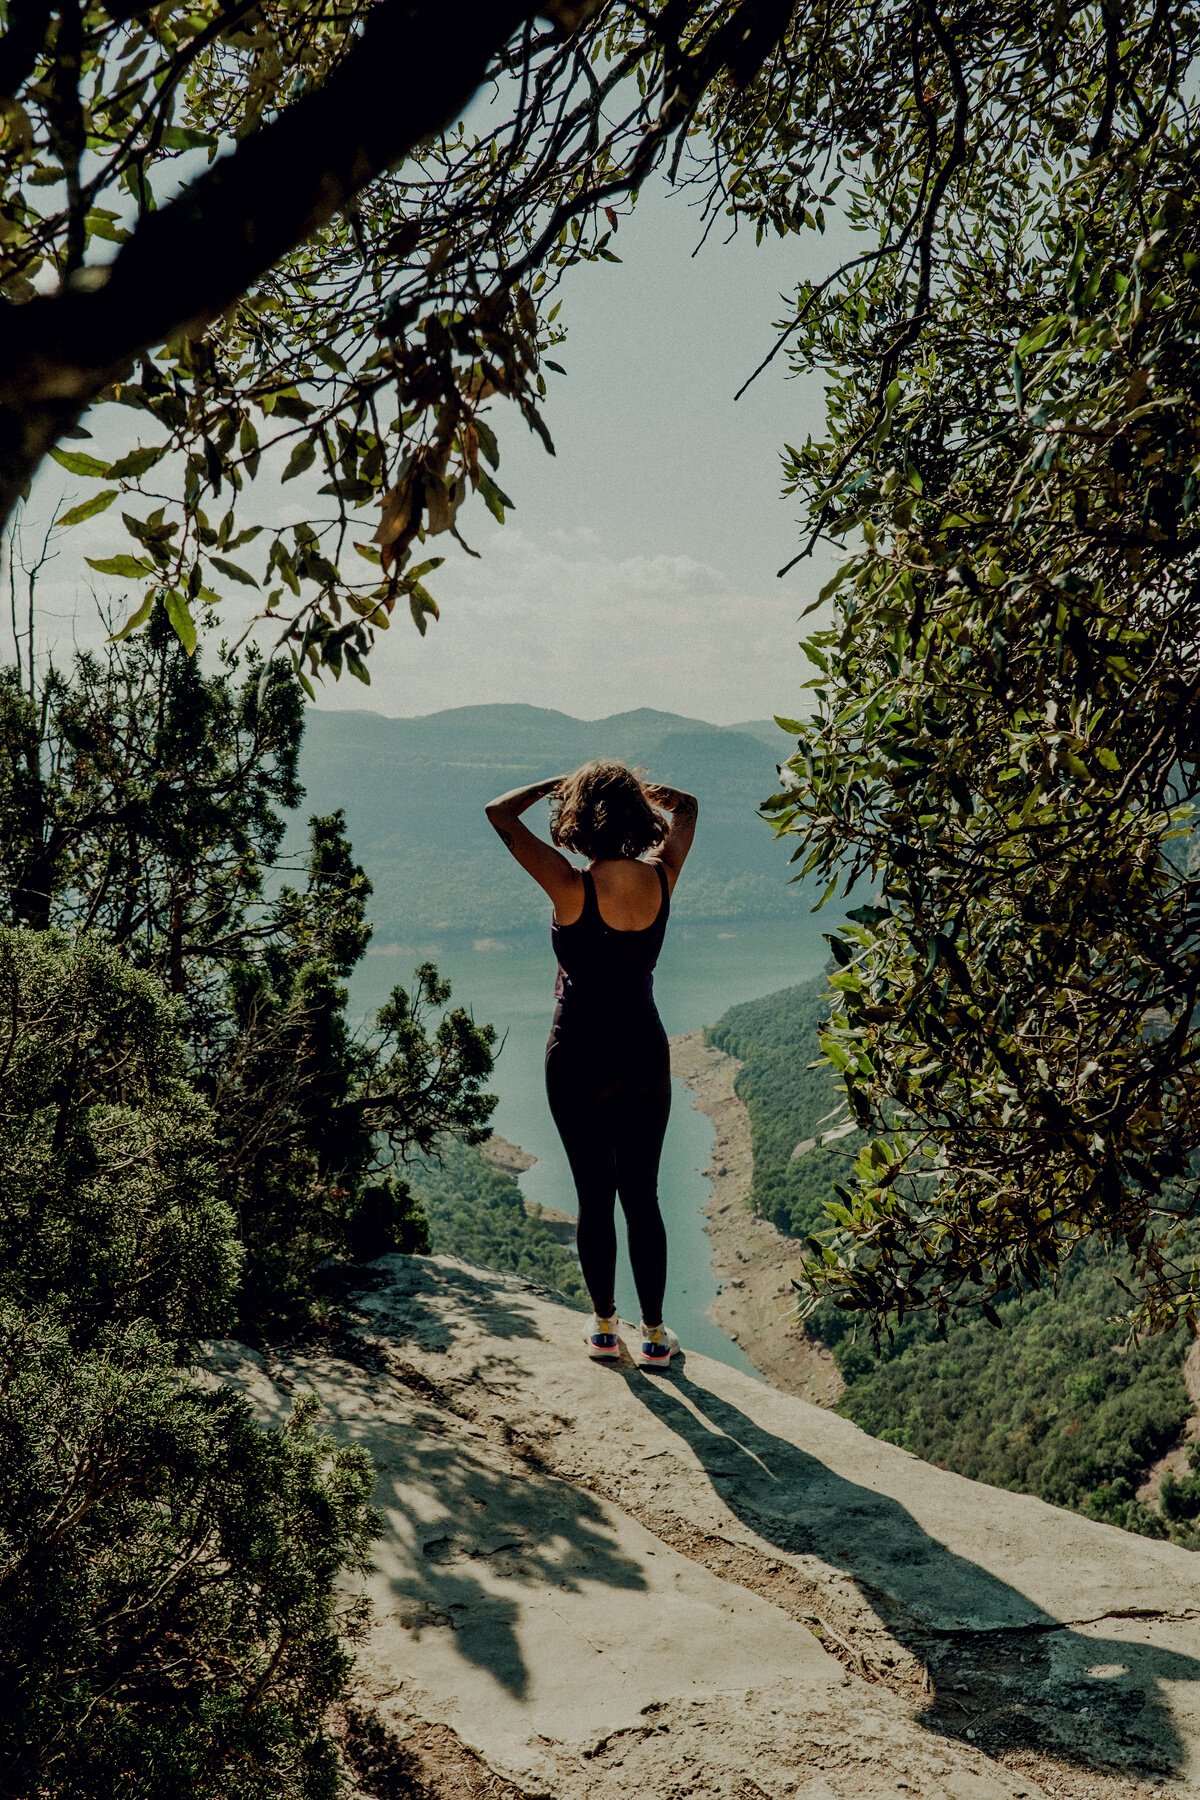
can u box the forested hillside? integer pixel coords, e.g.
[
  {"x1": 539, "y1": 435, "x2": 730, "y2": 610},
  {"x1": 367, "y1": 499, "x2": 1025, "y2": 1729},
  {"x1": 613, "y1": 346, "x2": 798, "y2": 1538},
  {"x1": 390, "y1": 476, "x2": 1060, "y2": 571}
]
[
  {"x1": 709, "y1": 982, "x2": 1200, "y2": 1548},
  {"x1": 297, "y1": 705, "x2": 798, "y2": 938},
  {"x1": 410, "y1": 1140, "x2": 585, "y2": 1305}
]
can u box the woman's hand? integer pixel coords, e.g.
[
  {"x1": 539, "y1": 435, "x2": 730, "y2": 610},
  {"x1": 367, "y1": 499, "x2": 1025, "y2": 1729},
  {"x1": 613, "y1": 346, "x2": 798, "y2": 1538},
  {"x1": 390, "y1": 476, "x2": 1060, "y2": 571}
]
[
  {"x1": 485, "y1": 775, "x2": 566, "y2": 822},
  {"x1": 645, "y1": 782, "x2": 698, "y2": 821}
]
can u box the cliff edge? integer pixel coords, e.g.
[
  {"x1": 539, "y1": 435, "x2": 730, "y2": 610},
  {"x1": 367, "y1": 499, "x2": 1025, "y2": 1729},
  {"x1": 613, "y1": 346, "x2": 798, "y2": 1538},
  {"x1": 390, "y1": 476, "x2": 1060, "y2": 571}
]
[{"x1": 207, "y1": 1256, "x2": 1200, "y2": 1800}]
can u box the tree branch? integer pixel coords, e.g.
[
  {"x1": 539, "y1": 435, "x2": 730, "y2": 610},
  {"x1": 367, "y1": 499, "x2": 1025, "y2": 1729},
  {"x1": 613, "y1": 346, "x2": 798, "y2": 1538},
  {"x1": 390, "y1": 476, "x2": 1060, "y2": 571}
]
[{"x1": 0, "y1": 0, "x2": 538, "y2": 531}]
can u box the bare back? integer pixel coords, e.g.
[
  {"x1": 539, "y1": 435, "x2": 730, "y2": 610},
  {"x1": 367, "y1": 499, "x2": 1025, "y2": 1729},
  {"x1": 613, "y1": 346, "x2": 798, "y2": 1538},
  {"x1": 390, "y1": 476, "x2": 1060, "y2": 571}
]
[{"x1": 553, "y1": 856, "x2": 665, "y2": 930}]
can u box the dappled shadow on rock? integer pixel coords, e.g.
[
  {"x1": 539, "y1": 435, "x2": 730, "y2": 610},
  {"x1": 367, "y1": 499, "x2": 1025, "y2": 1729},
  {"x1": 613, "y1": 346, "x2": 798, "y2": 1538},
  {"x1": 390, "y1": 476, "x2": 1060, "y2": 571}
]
[
  {"x1": 321, "y1": 1356, "x2": 646, "y2": 1702},
  {"x1": 354, "y1": 1254, "x2": 548, "y2": 1355},
  {"x1": 625, "y1": 1367, "x2": 1200, "y2": 1783}
]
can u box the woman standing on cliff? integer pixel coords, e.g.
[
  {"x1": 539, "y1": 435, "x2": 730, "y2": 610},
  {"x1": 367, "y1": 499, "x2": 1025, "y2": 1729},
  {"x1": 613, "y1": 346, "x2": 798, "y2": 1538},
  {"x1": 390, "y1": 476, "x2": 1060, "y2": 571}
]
[{"x1": 485, "y1": 762, "x2": 698, "y2": 1367}]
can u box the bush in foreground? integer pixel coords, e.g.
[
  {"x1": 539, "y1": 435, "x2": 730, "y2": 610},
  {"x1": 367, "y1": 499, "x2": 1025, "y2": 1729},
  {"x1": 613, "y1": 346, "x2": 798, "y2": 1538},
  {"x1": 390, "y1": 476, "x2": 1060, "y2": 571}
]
[
  {"x1": 0, "y1": 927, "x2": 240, "y2": 1354},
  {"x1": 0, "y1": 1308, "x2": 377, "y2": 1800}
]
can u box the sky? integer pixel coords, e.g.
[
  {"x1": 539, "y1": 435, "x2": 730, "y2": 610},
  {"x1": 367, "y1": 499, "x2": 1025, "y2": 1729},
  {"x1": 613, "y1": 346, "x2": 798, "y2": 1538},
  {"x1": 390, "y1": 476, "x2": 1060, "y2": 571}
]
[{"x1": 14, "y1": 152, "x2": 852, "y2": 727}]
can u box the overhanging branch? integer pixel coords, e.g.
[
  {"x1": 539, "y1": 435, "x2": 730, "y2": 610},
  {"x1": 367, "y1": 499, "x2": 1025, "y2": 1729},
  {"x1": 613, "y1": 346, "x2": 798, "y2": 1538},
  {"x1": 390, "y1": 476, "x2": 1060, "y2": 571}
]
[{"x1": 0, "y1": 0, "x2": 538, "y2": 530}]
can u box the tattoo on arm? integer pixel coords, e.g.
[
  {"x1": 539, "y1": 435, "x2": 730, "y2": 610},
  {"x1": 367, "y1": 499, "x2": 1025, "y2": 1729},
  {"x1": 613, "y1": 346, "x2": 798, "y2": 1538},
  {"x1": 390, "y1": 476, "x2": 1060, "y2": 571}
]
[{"x1": 673, "y1": 795, "x2": 698, "y2": 823}]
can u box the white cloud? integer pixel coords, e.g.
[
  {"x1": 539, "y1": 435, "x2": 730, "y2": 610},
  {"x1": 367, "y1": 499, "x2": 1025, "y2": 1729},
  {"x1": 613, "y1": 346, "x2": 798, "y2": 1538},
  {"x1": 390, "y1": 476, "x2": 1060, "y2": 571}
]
[
  {"x1": 8, "y1": 495, "x2": 832, "y2": 728},
  {"x1": 312, "y1": 524, "x2": 829, "y2": 723}
]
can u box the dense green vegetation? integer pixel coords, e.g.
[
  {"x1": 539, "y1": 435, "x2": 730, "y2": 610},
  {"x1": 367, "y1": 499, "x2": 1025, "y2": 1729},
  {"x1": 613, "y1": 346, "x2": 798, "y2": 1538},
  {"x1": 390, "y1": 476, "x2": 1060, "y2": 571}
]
[
  {"x1": 710, "y1": 979, "x2": 1200, "y2": 1549},
  {"x1": 412, "y1": 1139, "x2": 585, "y2": 1307},
  {"x1": 0, "y1": 931, "x2": 379, "y2": 1798},
  {"x1": 297, "y1": 706, "x2": 801, "y2": 940},
  {"x1": 754, "y1": 14, "x2": 1200, "y2": 1340},
  {"x1": 0, "y1": 619, "x2": 496, "y2": 1328},
  {"x1": 0, "y1": 627, "x2": 501, "y2": 1791}
]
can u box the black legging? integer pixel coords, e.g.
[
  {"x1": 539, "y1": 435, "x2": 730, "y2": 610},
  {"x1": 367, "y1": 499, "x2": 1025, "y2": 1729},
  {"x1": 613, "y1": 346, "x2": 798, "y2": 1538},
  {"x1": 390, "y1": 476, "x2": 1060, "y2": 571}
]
[{"x1": 544, "y1": 1004, "x2": 671, "y2": 1325}]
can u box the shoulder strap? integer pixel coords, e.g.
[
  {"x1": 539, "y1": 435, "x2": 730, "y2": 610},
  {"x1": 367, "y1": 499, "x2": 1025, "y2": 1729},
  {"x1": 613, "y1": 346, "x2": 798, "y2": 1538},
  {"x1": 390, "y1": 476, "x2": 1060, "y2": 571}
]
[
  {"x1": 580, "y1": 869, "x2": 600, "y2": 920},
  {"x1": 654, "y1": 861, "x2": 670, "y2": 907}
]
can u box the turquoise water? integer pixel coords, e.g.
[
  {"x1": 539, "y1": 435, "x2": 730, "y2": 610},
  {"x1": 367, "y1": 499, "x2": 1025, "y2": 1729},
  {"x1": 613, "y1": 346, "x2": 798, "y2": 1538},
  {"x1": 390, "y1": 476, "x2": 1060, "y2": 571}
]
[{"x1": 350, "y1": 912, "x2": 835, "y2": 1373}]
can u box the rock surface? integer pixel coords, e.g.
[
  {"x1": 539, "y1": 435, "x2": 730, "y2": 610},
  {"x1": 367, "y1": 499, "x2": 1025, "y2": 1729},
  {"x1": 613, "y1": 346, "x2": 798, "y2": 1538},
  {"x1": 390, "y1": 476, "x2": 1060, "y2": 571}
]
[{"x1": 208, "y1": 1257, "x2": 1200, "y2": 1800}]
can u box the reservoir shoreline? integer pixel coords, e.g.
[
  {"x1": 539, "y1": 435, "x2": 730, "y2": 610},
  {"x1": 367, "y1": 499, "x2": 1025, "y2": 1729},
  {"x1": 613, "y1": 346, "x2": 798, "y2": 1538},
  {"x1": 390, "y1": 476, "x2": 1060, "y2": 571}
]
[{"x1": 669, "y1": 1028, "x2": 843, "y2": 1406}]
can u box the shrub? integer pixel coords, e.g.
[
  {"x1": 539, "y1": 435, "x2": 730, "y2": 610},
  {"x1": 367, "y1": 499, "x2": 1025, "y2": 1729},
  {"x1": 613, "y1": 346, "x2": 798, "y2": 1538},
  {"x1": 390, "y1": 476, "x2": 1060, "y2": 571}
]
[
  {"x1": 0, "y1": 928, "x2": 239, "y2": 1352},
  {"x1": 0, "y1": 1306, "x2": 377, "y2": 1800}
]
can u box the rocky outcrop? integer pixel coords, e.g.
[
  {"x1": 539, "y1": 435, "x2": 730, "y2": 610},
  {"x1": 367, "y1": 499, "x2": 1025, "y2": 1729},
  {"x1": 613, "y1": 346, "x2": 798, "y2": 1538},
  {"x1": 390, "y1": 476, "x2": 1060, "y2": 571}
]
[{"x1": 207, "y1": 1257, "x2": 1200, "y2": 1800}]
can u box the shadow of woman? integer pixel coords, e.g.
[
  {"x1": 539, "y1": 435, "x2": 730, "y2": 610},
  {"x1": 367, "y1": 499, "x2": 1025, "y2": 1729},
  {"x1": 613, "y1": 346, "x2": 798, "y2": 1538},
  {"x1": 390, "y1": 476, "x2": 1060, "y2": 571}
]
[{"x1": 623, "y1": 1364, "x2": 1200, "y2": 1782}]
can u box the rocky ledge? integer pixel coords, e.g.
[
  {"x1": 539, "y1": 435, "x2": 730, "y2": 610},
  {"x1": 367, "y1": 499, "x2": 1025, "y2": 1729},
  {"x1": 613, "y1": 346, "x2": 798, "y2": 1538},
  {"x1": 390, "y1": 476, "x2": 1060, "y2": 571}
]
[{"x1": 207, "y1": 1256, "x2": 1200, "y2": 1800}]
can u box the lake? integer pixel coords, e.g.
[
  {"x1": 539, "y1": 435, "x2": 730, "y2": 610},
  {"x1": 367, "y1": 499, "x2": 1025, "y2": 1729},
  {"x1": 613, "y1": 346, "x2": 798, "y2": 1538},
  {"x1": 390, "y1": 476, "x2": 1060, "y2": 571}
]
[{"x1": 350, "y1": 909, "x2": 838, "y2": 1373}]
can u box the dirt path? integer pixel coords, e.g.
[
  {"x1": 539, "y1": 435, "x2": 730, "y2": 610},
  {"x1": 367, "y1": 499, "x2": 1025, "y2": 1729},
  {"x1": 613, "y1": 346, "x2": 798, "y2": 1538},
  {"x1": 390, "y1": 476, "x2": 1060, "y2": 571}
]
[{"x1": 669, "y1": 1028, "x2": 843, "y2": 1407}]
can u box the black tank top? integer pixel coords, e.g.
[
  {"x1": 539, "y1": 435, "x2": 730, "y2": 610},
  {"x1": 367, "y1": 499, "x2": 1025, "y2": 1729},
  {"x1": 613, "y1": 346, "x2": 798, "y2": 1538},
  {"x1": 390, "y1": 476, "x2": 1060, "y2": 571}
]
[{"x1": 551, "y1": 862, "x2": 670, "y2": 1012}]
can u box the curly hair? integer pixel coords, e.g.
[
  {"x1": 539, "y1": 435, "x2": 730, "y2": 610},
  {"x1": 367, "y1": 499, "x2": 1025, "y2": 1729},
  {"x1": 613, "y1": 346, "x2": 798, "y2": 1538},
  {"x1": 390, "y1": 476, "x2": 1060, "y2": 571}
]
[{"x1": 550, "y1": 760, "x2": 666, "y2": 861}]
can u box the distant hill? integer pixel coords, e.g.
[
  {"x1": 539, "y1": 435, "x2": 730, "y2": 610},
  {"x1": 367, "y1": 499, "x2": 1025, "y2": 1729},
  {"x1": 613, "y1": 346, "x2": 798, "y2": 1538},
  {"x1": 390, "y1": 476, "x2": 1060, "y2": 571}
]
[{"x1": 295, "y1": 703, "x2": 809, "y2": 938}]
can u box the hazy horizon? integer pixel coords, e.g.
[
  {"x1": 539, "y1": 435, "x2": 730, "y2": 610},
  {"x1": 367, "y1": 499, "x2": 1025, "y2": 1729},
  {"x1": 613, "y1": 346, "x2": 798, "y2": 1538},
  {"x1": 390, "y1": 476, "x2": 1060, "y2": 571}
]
[{"x1": 307, "y1": 697, "x2": 789, "y2": 730}]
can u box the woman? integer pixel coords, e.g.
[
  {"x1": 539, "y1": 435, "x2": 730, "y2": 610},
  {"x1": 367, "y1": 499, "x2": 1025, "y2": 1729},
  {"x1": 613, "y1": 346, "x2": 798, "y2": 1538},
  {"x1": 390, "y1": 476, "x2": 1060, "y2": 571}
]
[{"x1": 485, "y1": 761, "x2": 698, "y2": 1368}]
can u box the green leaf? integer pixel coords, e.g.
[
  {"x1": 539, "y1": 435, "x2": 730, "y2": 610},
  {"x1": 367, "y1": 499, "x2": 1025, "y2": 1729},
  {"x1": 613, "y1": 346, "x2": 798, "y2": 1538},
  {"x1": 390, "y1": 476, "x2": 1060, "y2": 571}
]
[
  {"x1": 163, "y1": 589, "x2": 197, "y2": 654},
  {"x1": 58, "y1": 488, "x2": 118, "y2": 527},
  {"x1": 107, "y1": 589, "x2": 157, "y2": 642},
  {"x1": 160, "y1": 124, "x2": 216, "y2": 151},
  {"x1": 409, "y1": 584, "x2": 440, "y2": 636},
  {"x1": 477, "y1": 467, "x2": 513, "y2": 523},
  {"x1": 85, "y1": 553, "x2": 153, "y2": 578},
  {"x1": 281, "y1": 439, "x2": 317, "y2": 482},
  {"x1": 84, "y1": 208, "x2": 126, "y2": 243},
  {"x1": 813, "y1": 872, "x2": 840, "y2": 911},
  {"x1": 475, "y1": 417, "x2": 500, "y2": 468},
  {"x1": 105, "y1": 445, "x2": 167, "y2": 480},
  {"x1": 816, "y1": 564, "x2": 852, "y2": 607},
  {"x1": 208, "y1": 556, "x2": 259, "y2": 589},
  {"x1": 51, "y1": 448, "x2": 109, "y2": 477},
  {"x1": 846, "y1": 902, "x2": 892, "y2": 925}
]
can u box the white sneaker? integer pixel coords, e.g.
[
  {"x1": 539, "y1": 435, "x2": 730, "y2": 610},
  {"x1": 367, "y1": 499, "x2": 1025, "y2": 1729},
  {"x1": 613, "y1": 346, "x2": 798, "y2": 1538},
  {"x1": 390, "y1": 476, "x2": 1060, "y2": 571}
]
[
  {"x1": 636, "y1": 1322, "x2": 678, "y2": 1369},
  {"x1": 583, "y1": 1312, "x2": 621, "y2": 1361}
]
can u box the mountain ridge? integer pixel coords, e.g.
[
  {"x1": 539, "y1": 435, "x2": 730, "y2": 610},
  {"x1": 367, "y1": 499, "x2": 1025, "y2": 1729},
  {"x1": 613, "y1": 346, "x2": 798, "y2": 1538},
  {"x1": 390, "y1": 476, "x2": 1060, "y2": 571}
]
[{"x1": 296, "y1": 702, "x2": 810, "y2": 938}]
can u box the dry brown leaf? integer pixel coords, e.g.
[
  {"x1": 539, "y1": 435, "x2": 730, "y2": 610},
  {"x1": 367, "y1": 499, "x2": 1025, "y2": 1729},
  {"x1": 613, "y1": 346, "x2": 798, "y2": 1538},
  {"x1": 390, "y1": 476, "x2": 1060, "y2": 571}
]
[{"x1": 373, "y1": 473, "x2": 415, "y2": 549}]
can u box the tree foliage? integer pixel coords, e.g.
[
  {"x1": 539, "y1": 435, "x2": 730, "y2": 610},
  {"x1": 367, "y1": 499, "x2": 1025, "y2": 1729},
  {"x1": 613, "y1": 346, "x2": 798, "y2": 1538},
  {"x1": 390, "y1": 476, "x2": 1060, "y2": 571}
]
[
  {"x1": 709, "y1": 979, "x2": 1197, "y2": 1546},
  {"x1": 0, "y1": 0, "x2": 795, "y2": 682},
  {"x1": 0, "y1": 1308, "x2": 377, "y2": 1800},
  {"x1": 0, "y1": 926, "x2": 240, "y2": 1352},
  {"x1": 0, "y1": 928, "x2": 379, "y2": 1795},
  {"x1": 736, "y1": 5, "x2": 1200, "y2": 1336},
  {"x1": 0, "y1": 622, "x2": 496, "y2": 1324}
]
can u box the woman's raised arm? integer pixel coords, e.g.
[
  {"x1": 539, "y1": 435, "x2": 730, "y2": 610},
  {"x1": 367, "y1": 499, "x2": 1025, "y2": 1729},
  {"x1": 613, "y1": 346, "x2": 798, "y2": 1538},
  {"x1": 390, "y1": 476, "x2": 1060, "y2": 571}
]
[
  {"x1": 485, "y1": 776, "x2": 579, "y2": 907},
  {"x1": 644, "y1": 783, "x2": 699, "y2": 893}
]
